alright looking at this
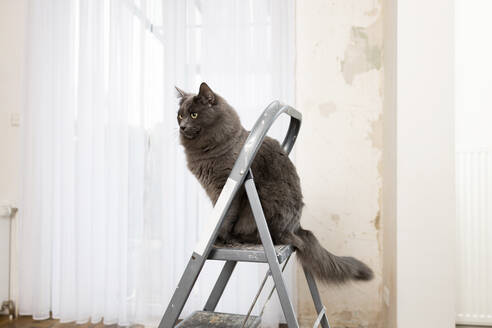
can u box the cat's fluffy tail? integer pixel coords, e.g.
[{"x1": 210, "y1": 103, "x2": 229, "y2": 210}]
[{"x1": 293, "y1": 227, "x2": 374, "y2": 284}]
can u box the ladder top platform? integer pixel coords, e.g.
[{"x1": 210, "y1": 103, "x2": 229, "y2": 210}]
[
  {"x1": 176, "y1": 311, "x2": 260, "y2": 328},
  {"x1": 209, "y1": 243, "x2": 294, "y2": 264}
]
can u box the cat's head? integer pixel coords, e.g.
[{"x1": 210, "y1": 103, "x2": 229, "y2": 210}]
[{"x1": 176, "y1": 82, "x2": 240, "y2": 146}]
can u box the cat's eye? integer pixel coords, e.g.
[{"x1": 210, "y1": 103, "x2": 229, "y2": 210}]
[
  {"x1": 190, "y1": 112, "x2": 198, "y2": 119},
  {"x1": 178, "y1": 114, "x2": 183, "y2": 120}
]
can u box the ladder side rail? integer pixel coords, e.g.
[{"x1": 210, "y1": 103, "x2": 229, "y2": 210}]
[
  {"x1": 245, "y1": 171, "x2": 299, "y2": 328},
  {"x1": 203, "y1": 261, "x2": 237, "y2": 311},
  {"x1": 303, "y1": 267, "x2": 330, "y2": 328},
  {"x1": 228, "y1": 101, "x2": 301, "y2": 182}
]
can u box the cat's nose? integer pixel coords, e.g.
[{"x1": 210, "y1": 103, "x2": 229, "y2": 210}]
[{"x1": 180, "y1": 125, "x2": 186, "y2": 131}]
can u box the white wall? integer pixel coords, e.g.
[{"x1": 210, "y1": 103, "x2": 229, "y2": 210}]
[
  {"x1": 295, "y1": 0, "x2": 383, "y2": 326},
  {"x1": 0, "y1": 0, "x2": 26, "y2": 309},
  {"x1": 395, "y1": 0, "x2": 455, "y2": 327},
  {"x1": 455, "y1": 0, "x2": 492, "y2": 148}
]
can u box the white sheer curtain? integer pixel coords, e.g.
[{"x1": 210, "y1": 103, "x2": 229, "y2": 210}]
[{"x1": 19, "y1": 0, "x2": 295, "y2": 326}]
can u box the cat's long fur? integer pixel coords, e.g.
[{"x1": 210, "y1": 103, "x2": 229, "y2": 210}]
[{"x1": 176, "y1": 82, "x2": 373, "y2": 284}]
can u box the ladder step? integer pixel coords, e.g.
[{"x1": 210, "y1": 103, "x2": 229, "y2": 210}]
[
  {"x1": 176, "y1": 311, "x2": 261, "y2": 328},
  {"x1": 209, "y1": 243, "x2": 293, "y2": 263}
]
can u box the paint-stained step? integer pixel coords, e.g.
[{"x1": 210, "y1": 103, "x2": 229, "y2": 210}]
[
  {"x1": 209, "y1": 243, "x2": 293, "y2": 263},
  {"x1": 176, "y1": 311, "x2": 261, "y2": 328}
]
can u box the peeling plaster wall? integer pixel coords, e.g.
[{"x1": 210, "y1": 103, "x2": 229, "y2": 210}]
[
  {"x1": 295, "y1": 1, "x2": 383, "y2": 327},
  {"x1": 382, "y1": 0, "x2": 397, "y2": 325}
]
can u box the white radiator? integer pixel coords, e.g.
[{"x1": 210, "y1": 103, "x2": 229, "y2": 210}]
[{"x1": 456, "y1": 149, "x2": 492, "y2": 325}]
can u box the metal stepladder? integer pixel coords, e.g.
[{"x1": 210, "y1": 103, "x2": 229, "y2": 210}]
[{"x1": 159, "y1": 101, "x2": 330, "y2": 328}]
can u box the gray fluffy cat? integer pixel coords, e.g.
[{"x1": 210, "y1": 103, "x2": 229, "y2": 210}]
[{"x1": 176, "y1": 82, "x2": 373, "y2": 284}]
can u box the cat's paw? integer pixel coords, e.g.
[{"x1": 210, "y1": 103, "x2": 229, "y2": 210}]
[
  {"x1": 217, "y1": 228, "x2": 232, "y2": 243},
  {"x1": 233, "y1": 214, "x2": 256, "y2": 235}
]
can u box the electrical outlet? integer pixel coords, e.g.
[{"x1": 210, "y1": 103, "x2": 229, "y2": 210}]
[
  {"x1": 0, "y1": 205, "x2": 11, "y2": 218},
  {"x1": 383, "y1": 286, "x2": 390, "y2": 307},
  {"x1": 0, "y1": 201, "x2": 17, "y2": 218}
]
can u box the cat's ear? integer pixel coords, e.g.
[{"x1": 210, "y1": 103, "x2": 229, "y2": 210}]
[
  {"x1": 175, "y1": 86, "x2": 187, "y2": 99},
  {"x1": 198, "y1": 82, "x2": 215, "y2": 105}
]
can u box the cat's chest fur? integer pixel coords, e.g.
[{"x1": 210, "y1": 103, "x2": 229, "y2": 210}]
[{"x1": 184, "y1": 146, "x2": 240, "y2": 203}]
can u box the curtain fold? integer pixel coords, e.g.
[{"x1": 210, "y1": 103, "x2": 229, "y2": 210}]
[{"x1": 20, "y1": 0, "x2": 295, "y2": 326}]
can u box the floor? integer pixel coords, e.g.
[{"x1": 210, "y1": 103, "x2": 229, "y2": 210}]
[
  {"x1": 0, "y1": 317, "x2": 283, "y2": 328},
  {"x1": 3, "y1": 316, "x2": 489, "y2": 328},
  {"x1": 0, "y1": 316, "x2": 143, "y2": 328}
]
